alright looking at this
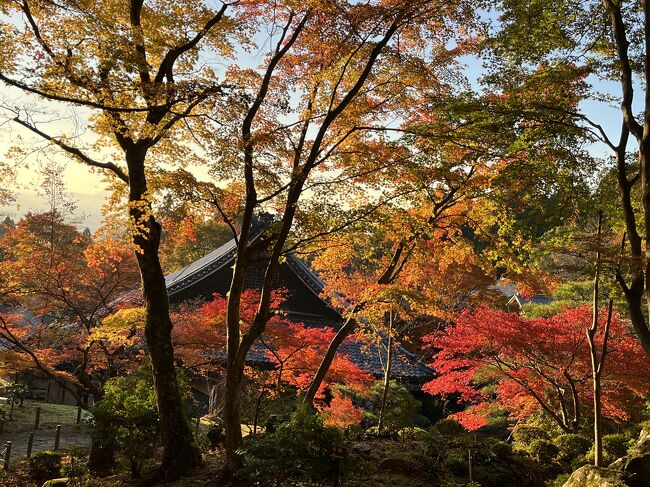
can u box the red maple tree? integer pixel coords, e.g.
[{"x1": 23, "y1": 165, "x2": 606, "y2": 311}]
[
  {"x1": 0, "y1": 211, "x2": 140, "y2": 402},
  {"x1": 423, "y1": 305, "x2": 650, "y2": 431},
  {"x1": 172, "y1": 290, "x2": 372, "y2": 394},
  {"x1": 323, "y1": 391, "x2": 363, "y2": 428}
]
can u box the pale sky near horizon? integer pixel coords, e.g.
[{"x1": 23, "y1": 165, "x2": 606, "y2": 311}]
[{"x1": 0, "y1": 70, "x2": 634, "y2": 231}]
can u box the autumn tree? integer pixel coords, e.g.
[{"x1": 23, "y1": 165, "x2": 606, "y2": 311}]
[
  {"x1": 0, "y1": 0, "x2": 250, "y2": 475},
  {"x1": 0, "y1": 211, "x2": 140, "y2": 402},
  {"x1": 169, "y1": 289, "x2": 373, "y2": 434},
  {"x1": 423, "y1": 305, "x2": 650, "y2": 432},
  {"x1": 157, "y1": 200, "x2": 234, "y2": 274},
  {"x1": 0, "y1": 216, "x2": 15, "y2": 240},
  {"x1": 300, "y1": 52, "x2": 596, "y2": 409},
  {"x1": 171, "y1": 0, "x2": 488, "y2": 473},
  {"x1": 172, "y1": 290, "x2": 372, "y2": 397}
]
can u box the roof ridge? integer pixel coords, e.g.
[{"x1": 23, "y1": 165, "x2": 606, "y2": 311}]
[{"x1": 166, "y1": 215, "x2": 275, "y2": 295}]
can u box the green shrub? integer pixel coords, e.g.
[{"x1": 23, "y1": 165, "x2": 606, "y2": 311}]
[
  {"x1": 474, "y1": 463, "x2": 528, "y2": 487},
  {"x1": 441, "y1": 481, "x2": 481, "y2": 487},
  {"x1": 528, "y1": 439, "x2": 559, "y2": 463},
  {"x1": 602, "y1": 434, "x2": 633, "y2": 458},
  {"x1": 553, "y1": 434, "x2": 591, "y2": 462},
  {"x1": 92, "y1": 366, "x2": 159, "y2": 479},
  {"x1": 512, "y1": 424, "x2": 550, "y2": 447},
  {"x1": 364, "y1": 425, "x2": 380, "y2": 436},
  {"x1": 443, "y1": 449, "x2": 469, "y2": 476},
  {"x1": 398, "y1": 426, "x2": 429, "y2": 441},
  {"x1": 240, "y1": 374, "x2": 297, "y2": 431},
  {"x1": 241, "y1": 405, "x2": 345, "y2": 485},
  {"x1": 61, "y1": 450, "x2": 88, "y2": 487},
  {"x1": 433, "y1": 418, "x2": 467, "y2": 437},
  {"x1": 469, "y1": 440, "x2": 552, "y2": 487},
  {"x1": 193, "y1": 424, "x2": 213, "y2": 454},
  {"x1": 422, "y1": 431, "x2": 447, "y2": 464},
  {"x1": 367, "y1": 381, "x2": 421, "y2": 435},
  {"x1": 545, "y1": 472, "x2": 571, "y2": 487},
  {"x1": 61, "y1": 458, "x2": 88, "y2": 487},
  {"x1": 586, "y1": 433, "x2": 634, "y2": 465},
  {"x1": 487, "y1": 439, "x2": 513, "y2": 461},
  {"x1": 29, "y1": 450, "x2": 62, "y2": 481}
]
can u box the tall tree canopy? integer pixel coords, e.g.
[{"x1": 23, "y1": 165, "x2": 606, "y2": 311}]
[{"x1": 487, "y1": 0, "x2": 650, "y2": 356}]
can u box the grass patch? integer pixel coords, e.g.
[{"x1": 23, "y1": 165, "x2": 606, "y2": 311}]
[{"x1": 0, "y1": 399, "x2": 90, "y2": 435}]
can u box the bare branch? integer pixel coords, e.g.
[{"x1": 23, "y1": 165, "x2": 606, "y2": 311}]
[
  {"x1": 154, "y1": 2, "x2": 231, "y2": 84},
  {"x1": 12, "y1": 116, "x2": 130, "y2": 183}
]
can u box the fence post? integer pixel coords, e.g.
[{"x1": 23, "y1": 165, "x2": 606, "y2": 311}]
[
  {"x1": 34, "y1": 406, "x2": 41, "y2": 430},
  {"x1": 3, "y1": 441, "x2": 11, "y2": 470},
  {"x1": 76, "y1": 406, "x2": 82, "y2": 424},
  {"x1": 26, "y1": 432, "x2": 33, "y2": 459},
  {"x1": 54, "y1": 424, "x2": 61, "y2": 450},
  {"x1": 0, "y1": 418, "x2": 4, "y2": 434}
]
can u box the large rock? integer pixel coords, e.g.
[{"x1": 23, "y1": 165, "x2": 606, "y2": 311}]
[
  {"x1": 41, "y1": 479, "x2": 69, "y2": 487},
  {"x1": 624, "y1": 453, "x2": 650, "y2": 487},
  {"x1": 562, "y1": 465, "x2": 628, "y2": 487},
  {"x1": 352, "y1": 442, "x2": 371, "y2": 455},
  {"x1": 631, "y1": 427, "x2": 650, "y2": 455},
  {"x1": 566, "y1": 429, "x2": 650, "y2": 487},
  {"x1": 620, "y1": 427, "x2": 650, "y2": 487}
]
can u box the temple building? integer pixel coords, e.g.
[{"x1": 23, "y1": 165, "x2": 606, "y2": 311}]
[{"x1": 165, "y1": 217, "x2": 434, "y2": 395}]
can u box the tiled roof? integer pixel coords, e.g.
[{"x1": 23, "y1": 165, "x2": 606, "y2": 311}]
[
  {"x1": 285, "y1": 255, "x2": 326, "y2": 296},
  {"x1": 208, "y1": 331, "x2": 433, "y2": 382},
  {"x1": 166, "y1": 237, "x2": 238, "y2": 294},
  {"x1": 339, "y1": 340, "x2": 433, "y2": 380},
  {"x1": 166, "y1": 214, "x2": 274, "y2": 296},
  {"x1": 520, "y1": 294, "x2": 552, "y2": 306}
]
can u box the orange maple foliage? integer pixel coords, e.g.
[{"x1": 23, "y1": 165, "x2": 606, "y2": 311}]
[
  {"x1": 323, "y1": 391, "x2": 363, "y2": 428},
  {"x1": 0, "y1": 211, "x2": 140, "y2": 400}
]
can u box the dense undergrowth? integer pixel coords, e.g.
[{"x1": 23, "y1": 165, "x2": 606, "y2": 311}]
[{"x1": 2, "y1": 403, "x2": 648, "y2": 487}]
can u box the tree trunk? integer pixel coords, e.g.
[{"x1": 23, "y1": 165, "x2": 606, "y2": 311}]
[
  {"x1": 127, "y1": 146, "x2": 201, "y2": 478},
  {"x1": 223, "y1": 356, "x2": 245, "y2": 476},
  {"x1": 592, "y1": 371, "x2": 604, "y2": 467},
  {"x1": 222, "y1": 217, "x2": 252, "y2": 476},
  {"x1": 378, "y1": 314, "x2": 393, "y2": 435},
  {"x1": 587, "y1": 302, "x2": 612, "y2": 468},
  {"x1": 252, "y1": 388, "x2": 265, "y2": 435},
  {"x1": 304, "y1": 314, "x2": 357, "y2": 408},
  {"x1": 130, "y1": 457, "x2": 142, "y2": 479},
  {"x1": 605, "y1": 0, "x2": 650, "y2": 356},
  {"x1": 587, "y1": 211, "x2": 613, "y2": 467}
]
